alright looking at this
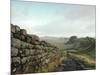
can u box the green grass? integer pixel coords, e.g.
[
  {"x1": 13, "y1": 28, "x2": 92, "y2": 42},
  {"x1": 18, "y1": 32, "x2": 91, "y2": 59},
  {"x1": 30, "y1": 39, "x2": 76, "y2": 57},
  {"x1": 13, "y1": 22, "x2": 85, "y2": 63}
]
[{"x1": 67, "y1": 50, "x2": 96, "y2": 69}]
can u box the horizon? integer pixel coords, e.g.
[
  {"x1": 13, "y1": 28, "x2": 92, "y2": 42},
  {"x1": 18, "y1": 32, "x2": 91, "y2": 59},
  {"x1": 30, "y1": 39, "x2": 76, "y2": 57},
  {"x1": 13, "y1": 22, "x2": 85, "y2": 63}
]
[
  {"x1": 39, "y1": 35, "x2": 96, "y2": 39},
  {"x1": 11, "y1": 0, "x2": 96, "y2": 37}
]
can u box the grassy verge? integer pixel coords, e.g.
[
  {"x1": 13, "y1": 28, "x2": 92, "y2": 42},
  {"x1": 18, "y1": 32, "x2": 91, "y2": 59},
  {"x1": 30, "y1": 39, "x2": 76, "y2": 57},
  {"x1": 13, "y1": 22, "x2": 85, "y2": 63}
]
[{"x1": 68, "y1": 52, "x2": 96, "y2": 69}]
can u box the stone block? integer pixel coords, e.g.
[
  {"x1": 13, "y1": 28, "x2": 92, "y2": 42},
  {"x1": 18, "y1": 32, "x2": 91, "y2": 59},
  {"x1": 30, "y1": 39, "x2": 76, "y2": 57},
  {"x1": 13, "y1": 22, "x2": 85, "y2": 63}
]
[
  {"x1": 26, "y1": 35, "x2": 32, "y2": 43},
  {"x1": 20, "y1": 41, "x2": 28, "y2": 49},
  {"x1": 28, "y1": 44, "x2": 34, "y2": 49},
  {"x1": 11, "y1": 24, "x2": 16, "y2": 33},
  {"x1": 13, "y1": 32, "x2": 20, "y2": 39},
  {"x1": 11, "y1": 47, "x2": 18, "y2": 56},
  {"x1": 30, "y1": 50, "x2": 35, "y2": 55},
  {"x1": 15, "y1": 25, "x2": 20, "y2": 33},
  {"x1": 11, "y1": 38, "x2": 21, "y2": 48},
  {"x1": 12, "y1": 57, "x2": 20, "y2": 64},
  {"x1": 20, "y1": 35, "x2": 26, "y2": 41},
  {"x1": 34, "y1": 45, "x2": 42, "y2": 49},
  {"x1": 21, "y1": 57, "x2": 27, "y2": 64},
  {"x1": 20, "y1": 29, "x2": 27, "y2": 35}
]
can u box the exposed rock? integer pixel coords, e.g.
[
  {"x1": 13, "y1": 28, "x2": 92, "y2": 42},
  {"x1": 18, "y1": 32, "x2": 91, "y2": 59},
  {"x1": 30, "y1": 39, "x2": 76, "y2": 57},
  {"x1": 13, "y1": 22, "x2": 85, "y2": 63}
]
[
  {"x1": 21, "y1": 57, "x2": 27, "y2": 64},
  {"x1": 11, "y1": 38, "x2": 21, "y2": 48},
  {"x1": 30, "y1": 50, "x2": 35, "y2": 55},
  {"x1": 34, "y1": 45, "x2": 41, "y2": 49},
  {"x1": 12, "y1": 57, "x2": 20, "y2": 64},
  {"x1": 15, "y1": 25, "x2": 20, "y2": 33},
  {"x1": 11, "y1": 24, "x2": 16, "y2": 33},
  {"x1": 31, "y1": 35, "x2": 40, "y2": 41},
  {"x1": 12, "y1": 68, "x2": 16, "y2": 72},
  {"x1": 20, "y1": 35, "x2": 26, "y2": 41},
  {"x1": 26, "y1": 35, "x2": 32, "y2": 43},
  {"x1": 20, "y1": 41, "x2": 28, "y2": 49},
  {"x1": 11, "y1": 47, "x2": 18, "y2": 56},
  {"x1": 11, "y1": 32, "x2": 14, "y2": 38},
  {"x1": 11, "y1": 24, "x2": 63, "y2": 74},
  {"x1": 20, "y1": 29, "x2": 27, "y2": 35},
  {"x1": 13, "y1": 32, "x2": 20, "y2": 39},
  {"x1": 20, "y1": 41, "x2": 33, "y2": 49}
]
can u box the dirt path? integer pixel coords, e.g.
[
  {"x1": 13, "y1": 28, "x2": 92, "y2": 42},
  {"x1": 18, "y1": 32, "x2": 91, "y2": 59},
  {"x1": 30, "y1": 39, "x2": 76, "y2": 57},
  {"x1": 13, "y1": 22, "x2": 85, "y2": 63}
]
[{"x1": 54, "y1": 53, "x2": 93, "y2": 72}]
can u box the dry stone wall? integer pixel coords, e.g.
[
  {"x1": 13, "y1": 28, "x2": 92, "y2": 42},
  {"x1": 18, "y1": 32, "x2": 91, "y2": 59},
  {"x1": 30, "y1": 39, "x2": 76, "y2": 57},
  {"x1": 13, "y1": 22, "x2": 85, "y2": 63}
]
[{"x1": 11, "y1": 24, "x2": 64, "y2": 74}]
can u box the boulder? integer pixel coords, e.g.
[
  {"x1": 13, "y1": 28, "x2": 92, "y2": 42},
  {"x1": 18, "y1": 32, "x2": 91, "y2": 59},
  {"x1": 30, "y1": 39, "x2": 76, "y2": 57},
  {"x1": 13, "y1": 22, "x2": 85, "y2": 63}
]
[
  {"x1": 31, "y1": 35, "x2": 40, "y2": 41},
  {"x1": 30, "y1": 50, "x2": 35, "y2": 55},
  {"x1": 15, "y1": 25, "x2": 20, "y2": 33},
  {"x1": 21, "y1": 57, "x2": 27, "y2": 64},
  {"x1": 31, "y1": 41, "x2": 40, "y2": 45},
  {"x1": 11, "y1": 32, "x2": 14, "y2": 38},
  {"x1": 13, "y1": 32, "x2": 20, "y2": 39},
  {"x1": 19, "y1": 49, "x2": 30, "y2": 56},
  {"x1": 30, "y1": 56, "x2": 36, "y2": 62},
  {"x1": 20, "y1": 41, "x2": 28, "y2": 49},
  {"x1": 26, "y1": 35, "x2": 32, "y2": 43},
  {"x1": 11, "y1": 24, "x2": 16, "y2": 33},
  {"x1": 20, "y1": 35, "x2": 26, "y2": 41},
  {"x1": 11, "y1": 47, "x2": 18, "y2": 56},
  {"x1": 12, "y1": 57, "x2": 20, "y2": 64},
  {"x1": 45, "y1": 59, "x2": 50, "y2": 64},
  {"x1": 20, "y1": 29, "x2": 27, "y2": 35},
  {"x1": 12, "y1": 68, "x2": 16, "y2": 73},
  {"x1": 24, "y1": 49, "x2": 30, "y2": 56},
  {"x1": 34, "y1": 45, "x2": 42, "y2": 49},
  {"x1": 20, "y1": 41, "x2": 34, "y2": 49},
  {"x1": 11, "y1": 38, "x2": 21, "y2": 48},
  {"x1": 30, "y1": 35, "x2": 40, "y2": 44},
  {"x1": 40, "y1": 40, "x2": 47, "y2": 46},
  {"x1": 28, "y1": 44, "x2": 34, "y2": 49}
]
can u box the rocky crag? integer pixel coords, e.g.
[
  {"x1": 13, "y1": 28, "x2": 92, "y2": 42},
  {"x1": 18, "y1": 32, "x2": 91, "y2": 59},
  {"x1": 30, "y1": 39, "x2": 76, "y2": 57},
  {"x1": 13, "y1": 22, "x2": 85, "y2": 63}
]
[{"x1": 11, "y1": 24, "x2": 64, "y2": 74}]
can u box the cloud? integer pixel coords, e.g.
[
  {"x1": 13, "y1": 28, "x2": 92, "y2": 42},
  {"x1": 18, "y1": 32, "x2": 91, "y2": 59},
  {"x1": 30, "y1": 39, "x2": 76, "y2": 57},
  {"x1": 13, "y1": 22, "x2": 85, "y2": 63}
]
[{"x1": 11, "y1": 1, "x2": 96, "y2": 37}]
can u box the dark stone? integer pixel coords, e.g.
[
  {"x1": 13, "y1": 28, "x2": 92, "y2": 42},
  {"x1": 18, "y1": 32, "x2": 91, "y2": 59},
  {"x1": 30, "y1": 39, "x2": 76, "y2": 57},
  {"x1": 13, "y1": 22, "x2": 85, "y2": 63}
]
[
  {"x1": 31, "y1": 35, "x2": 40, "y2": 41},
  {"x1": 12, "y1": 68, "x2": 16, "y2": 72},
  {"x1": 20, "y1": 35, "x2": 26, "y2": 41},
  {"x1": 11, "y1": 32, "x2": 14, "y2": 38},
  {"x1": 31, "y1": 41, "x2": 39, "y2": 45},
  {"x1": 26, "y1": 35, "x2": 32, "y2": 43},
  {"x1": 13, "y1": 32, "x2": 20, "y2": 39},
  {"x1": 12, "y1": 57, "x2": 20, "y2": 64},
  {"x1": 20, "y1": 29, "x2": 27, "y2": 35}
]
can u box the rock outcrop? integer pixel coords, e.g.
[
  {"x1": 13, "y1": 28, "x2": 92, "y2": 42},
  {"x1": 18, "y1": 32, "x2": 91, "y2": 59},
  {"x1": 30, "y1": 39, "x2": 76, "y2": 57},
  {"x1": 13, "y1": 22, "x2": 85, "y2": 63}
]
[{"x1": 11, "y1": 24, "x2": 64, "y2": 74}]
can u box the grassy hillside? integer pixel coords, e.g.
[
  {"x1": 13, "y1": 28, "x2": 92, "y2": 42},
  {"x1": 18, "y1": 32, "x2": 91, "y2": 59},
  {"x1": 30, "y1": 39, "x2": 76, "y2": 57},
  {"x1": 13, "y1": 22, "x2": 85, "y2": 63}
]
[
  {"x1": 41, "y1": 36, "x2": 96, "y2": 70},
  {"x1": 40, "y1": 36, "x2": 69, "y2": 49},
  {"x1": 65, "y1": 36, "x2": 96, "y2": 69}
]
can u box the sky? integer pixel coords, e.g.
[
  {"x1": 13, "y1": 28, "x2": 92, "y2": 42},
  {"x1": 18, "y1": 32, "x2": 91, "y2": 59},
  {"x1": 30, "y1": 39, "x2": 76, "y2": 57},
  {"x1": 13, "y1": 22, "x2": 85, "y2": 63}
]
[{"x1": 11, "y1": 0, "x2": 96, "y2": 37}]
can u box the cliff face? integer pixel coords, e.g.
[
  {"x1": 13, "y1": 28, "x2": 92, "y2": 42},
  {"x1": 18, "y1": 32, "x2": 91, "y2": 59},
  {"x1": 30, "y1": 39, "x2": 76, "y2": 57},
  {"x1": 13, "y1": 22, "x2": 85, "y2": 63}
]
[{"x1": 11, "y1": 24, "x2": 64, "y2": 74}]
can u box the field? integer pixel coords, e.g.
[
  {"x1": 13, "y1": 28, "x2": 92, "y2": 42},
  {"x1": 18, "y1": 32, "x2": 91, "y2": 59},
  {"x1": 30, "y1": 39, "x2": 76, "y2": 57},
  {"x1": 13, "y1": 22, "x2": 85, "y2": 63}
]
[{"x1": 41, "y1": 36, "x2": 96, "y2": 71}]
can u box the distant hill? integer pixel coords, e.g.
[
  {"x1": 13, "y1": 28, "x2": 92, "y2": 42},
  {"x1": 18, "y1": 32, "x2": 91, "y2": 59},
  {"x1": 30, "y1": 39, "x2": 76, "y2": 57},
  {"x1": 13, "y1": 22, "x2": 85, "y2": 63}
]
[
  {"x1": 40, "y1": 36, "x2": 96, "y2": 70},
  {"x1": 40, "y1": 36, "x2": 69, "y2": 49},
  {"x1": 66, "y1": 36, "x2": 96, "y2": 51},
  {"x1": 66, "y1": 36, "x2": 96, "y2": 58},
  {"x1": 40, "y1": 36, "x2": 96, "y2": 58}
]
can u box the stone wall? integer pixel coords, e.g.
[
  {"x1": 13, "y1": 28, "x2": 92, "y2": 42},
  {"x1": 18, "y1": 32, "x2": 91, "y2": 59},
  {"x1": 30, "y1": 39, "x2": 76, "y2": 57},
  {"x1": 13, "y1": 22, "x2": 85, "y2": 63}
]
[{"x1": 11, "y1": 24, "x2": 64, "y2": 74}]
